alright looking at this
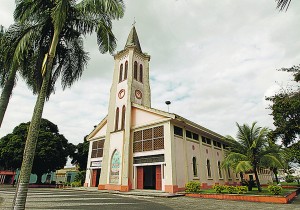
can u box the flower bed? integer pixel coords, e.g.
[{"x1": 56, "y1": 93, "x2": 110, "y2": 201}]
[{"x1": 185, "y1": 190, "x2": 298, "y2": 204}]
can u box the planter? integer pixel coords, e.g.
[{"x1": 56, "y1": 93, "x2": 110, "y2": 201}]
[{"x1": 185, "y1": 190, "x2": 297, "y2": 204}]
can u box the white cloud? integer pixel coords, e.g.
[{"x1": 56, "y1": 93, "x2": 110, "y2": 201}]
[{"x1": 0, "y1": 0, "x2": 299, "y2": 144}]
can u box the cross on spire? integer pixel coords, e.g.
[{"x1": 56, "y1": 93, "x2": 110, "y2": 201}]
[{"x1": 132, "y1": 17, "x2": 136, "y2": 27}]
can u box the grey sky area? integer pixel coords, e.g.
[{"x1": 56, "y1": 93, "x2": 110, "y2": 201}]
[{"x1": 0, "y1": 0, "x2": 299, "y2": 145}]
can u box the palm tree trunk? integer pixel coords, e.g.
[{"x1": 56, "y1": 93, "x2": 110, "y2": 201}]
[
  {"x1": 273, "y1": 168, "x2": 279, "y2": 184},
  {"x1": 0, "y1": 66, "x2": 17, "y2": 127},
  {"x1": 253, "y1": 166, "x2": 262, "y2": 192},
  {"x1": 12, "y1": 29, "x2": 60, "y2": 210}
]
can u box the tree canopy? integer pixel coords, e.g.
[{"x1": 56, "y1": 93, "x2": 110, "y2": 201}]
[
  {"x1": 266, "y1": 65, "x2": 300, "y2": 147},
  {"x1": 0, "y1": 118, "x2": 73, "y2": 183},
  {"x1": 70, "y1": 136, "x2": 89, "y2": 171}
]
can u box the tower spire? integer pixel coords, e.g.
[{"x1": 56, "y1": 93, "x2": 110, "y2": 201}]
[{"x1": 124, "y1": 24, "x2": 142, "y2": 52}]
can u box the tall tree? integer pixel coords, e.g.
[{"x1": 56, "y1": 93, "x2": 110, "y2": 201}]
[
  {"x1": 12, "y1": 1, "x2": 124, "y2": 209},
  {"x1": 222, "y1": 122, "x2": 282, "y2": 192},
  {"x1": 266, "y1": 65, "x2": 300, "y2": 147},
  {"x1": 0, "y1": 20, "x2": 89, "y2": 127},
  {"x1": 0, "y1": 119, "x2": 72, "y2": 183},
  {"x1": 70, "y1": 136, "x2": 89, "y2": 171}
]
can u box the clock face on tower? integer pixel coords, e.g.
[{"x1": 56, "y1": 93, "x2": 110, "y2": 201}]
[
  {"x1": 118, "y1": 89, "x2": 125, "y2": 99},
  {"x1": 135, "y1": 90, "x2": 142, "y2": 99}
]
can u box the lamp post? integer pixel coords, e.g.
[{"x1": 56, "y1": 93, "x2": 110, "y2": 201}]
[{"x1": 165, "y1": 101, "x2": 171, "y2": 112}]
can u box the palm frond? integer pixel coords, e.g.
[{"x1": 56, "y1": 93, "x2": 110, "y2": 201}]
[
  {"x1": 276, "y1": 0, "x2": 292, "y2": 11},
  {"x1": 52, "y1": 0, "x2": 70, "y2": 32},
  {"x1": 235, "y1": 161, "x2": 253, "y2": 173}
]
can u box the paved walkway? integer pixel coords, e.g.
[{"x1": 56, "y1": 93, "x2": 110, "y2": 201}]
[
  {"x1": 65, "y1": 187, "x2": 183, "y2": 197},
  {"x1": 1, "y1": 186, "x2": 300, "y2": 210}
]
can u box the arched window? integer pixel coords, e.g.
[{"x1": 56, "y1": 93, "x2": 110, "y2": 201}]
[
  {"x1": 139, "y1": 64, "x2": 143, "y2": 83},
  {"x1": 115, "y1": 107, "x2": 119, "y2": 131},
  {"x1": 218, "y1": 161, "x2": 222, "y2": 178},
  {"x1": 207, "y1": 159, "x2": 211, "y2": 178},
  {"x1": 134, "y1": 61, "x2": 138, "y2": 80},
  {"x1": 227, "y1": 167, "x2": 231, "y2": 179},
  {"x1": 119, "y1": 64, "x2": 123, "y2": 82},
  {"x1": 192, "y1": 157, "x2": 197, "y2": 177},
  {"x1": 121, "y1": 105, "x2": 126, "y2": 130},
  {"x1": 124, "y1": 61, "x2": 128, "y2": 80}
]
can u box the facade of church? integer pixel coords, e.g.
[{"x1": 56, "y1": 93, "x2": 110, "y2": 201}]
[{"x1": 84, "y1": 26, "x2": 272, "y2": 193}]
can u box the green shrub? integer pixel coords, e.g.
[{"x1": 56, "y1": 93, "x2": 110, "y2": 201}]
[
  {"x1": 236, "y1": 186, "x2": 248, "y2": 194},
  {"x1": 267, "y1": 185, "x2": 282, "y2": 195},
  {"x1": 71, "y1": 181, "x2": 82, "y2": 187},
  {"x1": 74, "y1": 171, "x2": 86, "y2": 185},
  {"x1": 185, "y1": 181, "x2": 201, "y2": 193},
  {"x1": 212, "y1": 185, "x2": 225, "y2": 193},
  {"x1": 285, "y1": 175, "x2": 294, "y2": 183},
  {"x1": 226, "y1": 185, "x2": 236, "y2": 194}
]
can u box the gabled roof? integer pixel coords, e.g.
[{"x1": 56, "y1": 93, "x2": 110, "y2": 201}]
[
  {"x1": 87, "y1": 115, "x2": 107, "y2": 141},
  {"x1": 132, "y1": 103, "x2": 175, "y2": 119},
  {"x1": 124, "y1": 26, "x2": 142, "y2": 52}
]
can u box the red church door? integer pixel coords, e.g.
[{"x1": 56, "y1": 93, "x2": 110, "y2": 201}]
[
  {"x1": 137, "y1": 167, "x2": 144, "y2": 189},
  {"x1": 155, "y1": 165, "x2": 162, "y2": 190}
]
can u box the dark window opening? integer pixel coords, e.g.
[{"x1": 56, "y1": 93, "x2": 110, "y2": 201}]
[
  {"x1": 124, "y1": 61, "x2": 128, "y2": 79},
  {"x1": 119, "y1": 64, "x2": 123, "y2": 82},
  {"x1": 174, "y1": 126, "x2": 183, "y2": 136},
  {"x1": 139, "y1": 64, "x2": 143, "y2": 83},
  {"x1": 134, "y1": 61, "x2": 138, "y2": 80}
]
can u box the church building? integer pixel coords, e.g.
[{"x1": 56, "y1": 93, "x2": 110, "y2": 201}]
[{"x1": 84, "y1": 26, "x2": 271, "y2": 193}]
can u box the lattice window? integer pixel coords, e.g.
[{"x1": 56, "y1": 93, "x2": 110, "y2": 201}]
[
  {"x1": 133, "y1": 141, "x2": 142, "y2": 152},
  {"x1": 143, "y1": 140, "x2": 153, "y2": 151},
  {"x1": 133, "y1": 126, "x2": 164, "y2": 153},
  {"x1": 91, "y1": 150, "x2": 97, "y2": 158},
  {"x1": 143, "y1": 128, "x2": 153, "y2": 140},
  {"x1": 154, "y1": 126, "x2": 163, "y2": 138},
  {"x1": 133, "y1": 131, "x2": 142, "y2": 141},
  {"x1": 153, "y1": 138, "x2": 164, "y2": 150},
  {"x1": 91, "y1": 139, "x2": 105, "y2": 158}
]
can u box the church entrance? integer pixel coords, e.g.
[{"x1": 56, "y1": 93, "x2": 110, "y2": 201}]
[
  {"x1": 137, "y1": 165, "x2": 161, "y2": 190},
  {"x1": 91, "y1": 169, "x2": 101, "y2": 187}
]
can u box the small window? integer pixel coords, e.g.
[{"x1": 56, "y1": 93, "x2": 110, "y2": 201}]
[
  {"x1": 192, "y1": 157, "x2": 197, "y2": 177},
  {"x1": 206, "y1": 138, "x2": 211, "y2": 145},
  {"x1": 139, "y1": 64, "x2": 143, "y2": 83},
  {"x1": 121, "y1": 105, "x2": 126, "y2": 130},
  {"x1": 174, "y1": 126, "x2": 183, "y2": 136},
  {"x1": 115, "y1": 107, "x2": 119, "y2": 131},
  {"x1": 207, "y1": 159, "x2": 212, "y2": 178},
  {"x1": 213, "y1": 141, "x2": 221, "y2": 148},
  {"x1": 134, "y1": 61, "x2": 138, "y2": 80},
  {"x1": 119, "y1": 64, "x2": 123, "y2": 82},
  {"x1": 186, "y1": 130, "x2": 192, "y2": 138},
  {"x1": 193, "y1": 133, "x2": 199, "y2": 140},
  {"x1": 218, "y1": 161, "x2": 222, "y2": 178},
  {"x1": 227, "y1": 167, "x2": 231, "y2": 179},
  {"x1": 124, "y1": 61, "x2": 128, "y2": 79}
]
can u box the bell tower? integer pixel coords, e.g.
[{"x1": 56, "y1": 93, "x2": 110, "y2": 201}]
[{"x1": 98, "y1": 26, "x2": 151, "y2": 191}]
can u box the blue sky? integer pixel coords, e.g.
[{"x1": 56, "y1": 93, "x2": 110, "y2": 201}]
[{"x1": 0, "y1": 0, "x2": 299, "y2": 145}]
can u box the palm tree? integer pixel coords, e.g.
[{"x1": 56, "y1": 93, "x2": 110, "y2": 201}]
[
  {"x1": 276, "y1": 0, "x2": 292, "y2": 11},
  {"x1": 222, "y1": 122, "x2": 282, "y2": 192},
  {"x1": 12, "y1": 0, "x2": 124, "y2": 209},
  {"x1": 0, "y1": 17, "x2": 89, "y2": 127}
]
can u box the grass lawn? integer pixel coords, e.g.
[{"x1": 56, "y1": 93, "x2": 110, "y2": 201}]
[
  {"x1": 198, "y1": 187, "x2": 295, "y2": 196},
  {"x1": 277, "y1": 182, "x2": 300, "y2": 186}
]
